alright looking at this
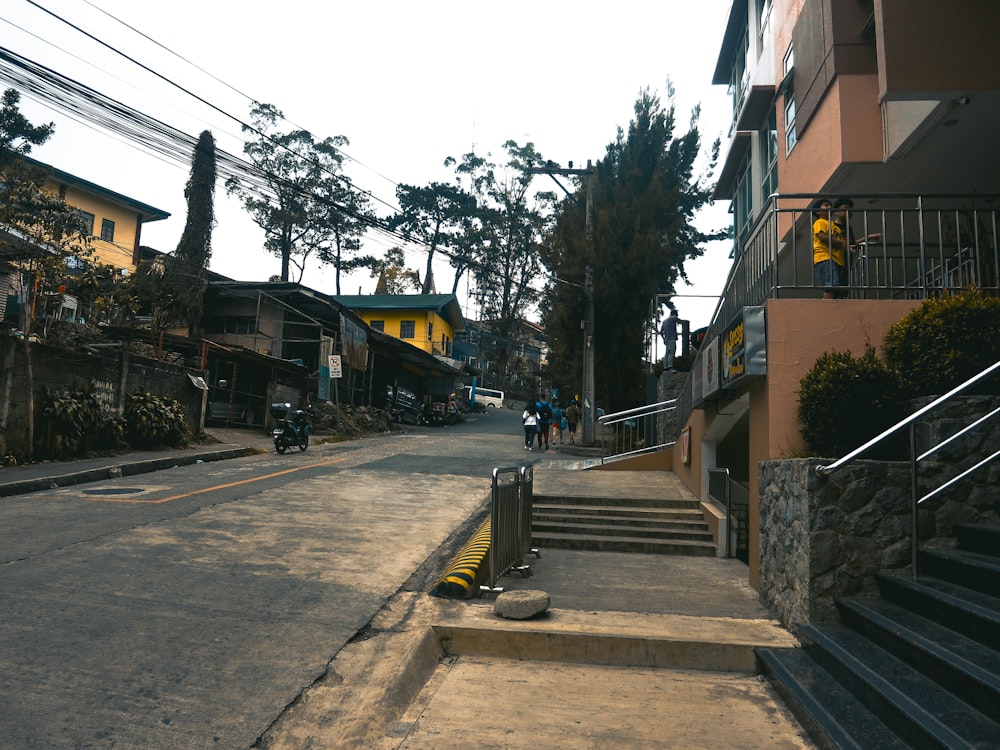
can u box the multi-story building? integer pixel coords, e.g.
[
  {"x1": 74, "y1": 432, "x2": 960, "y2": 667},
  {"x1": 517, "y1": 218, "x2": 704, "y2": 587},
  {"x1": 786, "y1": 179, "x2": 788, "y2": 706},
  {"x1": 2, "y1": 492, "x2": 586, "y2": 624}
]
[
  {"x1": 672, "y1": 0, "x2": 1000, "y2": 588},
  {"x1": 1, "y1": 157, "x2": 169, "y2": 326}
]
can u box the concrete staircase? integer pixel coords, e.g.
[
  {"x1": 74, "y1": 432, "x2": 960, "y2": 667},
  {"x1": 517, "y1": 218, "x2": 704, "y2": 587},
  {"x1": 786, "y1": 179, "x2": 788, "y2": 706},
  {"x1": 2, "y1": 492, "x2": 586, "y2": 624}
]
[
  {"x1": 531, "y1": 490, "x2": 716, "y2": 556},
  {"x1": 757, "y1": 523, "x2": 1000, "y2": 748}
]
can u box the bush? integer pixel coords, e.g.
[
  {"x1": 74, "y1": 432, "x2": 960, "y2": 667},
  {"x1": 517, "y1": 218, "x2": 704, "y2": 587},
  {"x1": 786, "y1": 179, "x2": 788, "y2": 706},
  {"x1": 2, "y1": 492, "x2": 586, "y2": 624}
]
[
  {"x1": 883, "y1": 289, "x2": 1000, "y2": 397},
  {"x1": 797, "y1": 347, "x2": 904, "y2": 459},
  {"x1": 37, "y1": 386, "x2": 126, "y2": 460},
  {"x1": 124, "y1": 391, "x2": 190, "y2": 449}
]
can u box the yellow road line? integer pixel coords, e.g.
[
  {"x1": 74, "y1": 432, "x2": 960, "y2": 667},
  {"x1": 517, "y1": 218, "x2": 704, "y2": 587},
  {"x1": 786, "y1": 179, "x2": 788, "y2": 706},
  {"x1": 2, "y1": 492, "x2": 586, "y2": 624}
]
[{"x1": 83, "y1": 455, "x2": 350, "y2": 504}]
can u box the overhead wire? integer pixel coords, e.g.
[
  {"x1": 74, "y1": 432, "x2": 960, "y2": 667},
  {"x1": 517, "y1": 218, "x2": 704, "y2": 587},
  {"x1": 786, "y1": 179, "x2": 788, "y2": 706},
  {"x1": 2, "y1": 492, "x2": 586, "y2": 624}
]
[{"x1": 3, "y1": 2, "x2": 556, "y2": 309}]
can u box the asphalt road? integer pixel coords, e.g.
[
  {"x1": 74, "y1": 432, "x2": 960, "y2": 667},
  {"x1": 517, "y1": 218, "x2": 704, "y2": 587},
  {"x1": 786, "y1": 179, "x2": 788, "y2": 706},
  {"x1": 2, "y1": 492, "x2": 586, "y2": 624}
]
[{"x1": 0, "y1": 406, "x2": 568, "y2": 749}]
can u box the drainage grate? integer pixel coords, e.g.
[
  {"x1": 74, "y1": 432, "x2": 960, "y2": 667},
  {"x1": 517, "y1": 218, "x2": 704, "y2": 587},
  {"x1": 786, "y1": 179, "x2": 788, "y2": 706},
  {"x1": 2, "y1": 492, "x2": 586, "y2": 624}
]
[{"x1": 82, "y1": 488, "x2": 145, "y2": 495}]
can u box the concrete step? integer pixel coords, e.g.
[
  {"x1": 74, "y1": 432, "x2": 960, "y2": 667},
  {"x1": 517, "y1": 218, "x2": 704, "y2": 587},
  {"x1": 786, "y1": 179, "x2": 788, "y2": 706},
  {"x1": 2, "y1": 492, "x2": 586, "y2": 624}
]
[
  {"x1": 533, "y1": 503, "x2": 705, "y2": 522},
  {"x1": 533, "y1": 494, "x2": 700, "y2": 510},
  {"x1": 531, "y1": 531, "x2": 716, "y2": 556},
  {"x1": 533, "y1": 518, "x2": 712, "y2": 540}
]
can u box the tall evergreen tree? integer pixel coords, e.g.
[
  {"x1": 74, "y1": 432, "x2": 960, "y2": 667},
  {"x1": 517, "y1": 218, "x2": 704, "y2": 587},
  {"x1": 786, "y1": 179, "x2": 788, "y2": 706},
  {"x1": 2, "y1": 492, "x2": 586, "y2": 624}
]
[
  {"x1": 540, "y1": 87, "x2": 722, "y2": 411},
  {"x1": 174, "y1": 129, "x2": 216, "y2": 334},
  {"x1": 455, "y1": 141, "x2": 556, "y2": 383}
]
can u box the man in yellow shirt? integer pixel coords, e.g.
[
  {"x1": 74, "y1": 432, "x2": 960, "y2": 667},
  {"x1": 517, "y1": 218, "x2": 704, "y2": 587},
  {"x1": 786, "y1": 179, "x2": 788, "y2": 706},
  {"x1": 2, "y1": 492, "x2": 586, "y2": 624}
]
[{"x1": 813, "y1": 198, "x2": 849, "y2": 299}]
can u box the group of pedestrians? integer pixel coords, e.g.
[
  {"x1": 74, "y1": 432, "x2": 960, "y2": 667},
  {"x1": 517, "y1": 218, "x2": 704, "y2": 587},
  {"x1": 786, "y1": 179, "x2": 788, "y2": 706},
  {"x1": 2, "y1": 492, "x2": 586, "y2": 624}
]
[{"x1": 521, "y1": 397, "x2": 581, "y2": 450}]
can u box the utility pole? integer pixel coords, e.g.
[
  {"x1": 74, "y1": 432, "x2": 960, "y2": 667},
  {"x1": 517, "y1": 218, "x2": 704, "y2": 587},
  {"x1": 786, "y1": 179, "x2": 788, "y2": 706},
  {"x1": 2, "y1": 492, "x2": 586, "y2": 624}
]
[{"x1": 526, "y1": 160, "x2": 596, "y2": 443}]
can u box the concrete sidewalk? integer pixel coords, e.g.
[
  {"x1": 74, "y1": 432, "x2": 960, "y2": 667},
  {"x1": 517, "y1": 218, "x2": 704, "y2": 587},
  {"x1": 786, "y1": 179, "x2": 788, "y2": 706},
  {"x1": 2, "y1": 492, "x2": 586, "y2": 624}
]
[
  {"x1": 0, "y1": 433, "x2": 813, "y2": 748},
  {"x1": 259, "y1": 469, "x2": 814, "y2": 749}
]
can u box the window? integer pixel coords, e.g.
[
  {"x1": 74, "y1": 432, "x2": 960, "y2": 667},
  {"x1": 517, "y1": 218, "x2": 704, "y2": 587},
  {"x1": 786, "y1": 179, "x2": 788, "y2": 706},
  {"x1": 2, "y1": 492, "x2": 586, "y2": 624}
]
[
  {"x1": 203, "y1": 316, "x2": 256, "y2": 335},
  {"x1": 427, "y1": 322, "x2": 433, "y2": 342},
  {"x1": 761, "y1": 108, "x2": 778, "y2": 199},
  {"x1": 100, "y1": 218, "x2": 115, "y2": 242},
  {"x1": 733, "y1": 150, "x2": 753, "y2": 246},
  {"x1": 78, "y1": 210, "x2": 95, "y2": 235},
  {"x1": 784, "y1": 94, "x2": 798, "y2": 155},
  {"x1": 370, "y1": 320, "x2": 385, "y2": 332},
  {"x1": 399, "y1": 320, "x2": 415, "y2": 339}
]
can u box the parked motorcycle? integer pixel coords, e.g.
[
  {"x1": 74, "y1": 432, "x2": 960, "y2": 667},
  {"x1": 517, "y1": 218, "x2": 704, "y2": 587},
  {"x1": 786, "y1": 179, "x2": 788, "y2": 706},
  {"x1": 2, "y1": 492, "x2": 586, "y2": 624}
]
[{"x1": 270, "y1": 402, "x2": 311, "y2": 454}]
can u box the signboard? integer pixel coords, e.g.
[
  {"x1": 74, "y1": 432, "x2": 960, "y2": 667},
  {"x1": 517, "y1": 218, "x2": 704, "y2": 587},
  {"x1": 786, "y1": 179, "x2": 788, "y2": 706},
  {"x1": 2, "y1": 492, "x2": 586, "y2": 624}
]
[
  {"x1": 328, "y1": 354, "x2": 343, "y2": 379},
  {"x1": 691, "y1": 336, "x2": 720, "y2": 408},
  {"x1": 720, "y1": 307, "x2": 766, "y2": 391}
]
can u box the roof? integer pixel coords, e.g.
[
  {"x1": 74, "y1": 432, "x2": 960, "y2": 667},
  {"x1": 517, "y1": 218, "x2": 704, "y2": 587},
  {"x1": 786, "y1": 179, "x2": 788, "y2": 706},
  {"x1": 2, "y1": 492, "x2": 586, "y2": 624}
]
[
  {"x1": 333, "y1": 294, "x2": 466, "y2": 333},
  {"x1": 22, "y1": 155, "x2": 170, "y2": 223}
]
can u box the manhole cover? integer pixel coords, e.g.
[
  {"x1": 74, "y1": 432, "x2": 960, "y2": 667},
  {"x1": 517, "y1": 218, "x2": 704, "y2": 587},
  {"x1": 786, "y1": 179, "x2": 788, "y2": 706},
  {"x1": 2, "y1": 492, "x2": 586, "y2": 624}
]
[{"x1": 83, "y1": 488, "x2": 145, "y2": 495}]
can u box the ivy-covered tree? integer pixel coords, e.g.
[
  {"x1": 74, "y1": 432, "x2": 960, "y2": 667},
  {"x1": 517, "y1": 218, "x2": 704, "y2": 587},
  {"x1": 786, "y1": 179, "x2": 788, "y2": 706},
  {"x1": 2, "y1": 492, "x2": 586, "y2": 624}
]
[
  {"x1": 453, "y1": 141, "x2": 556, "y2": 383},
  {"x1": 539, "y1": 87, "x2": 722, "y2": 411},
  {"x1": 226, "y1": 102, "x2": 370, "y2": 284},
  {"x1": 173, "y1": 129, "x2": 216, "y2": 335}
]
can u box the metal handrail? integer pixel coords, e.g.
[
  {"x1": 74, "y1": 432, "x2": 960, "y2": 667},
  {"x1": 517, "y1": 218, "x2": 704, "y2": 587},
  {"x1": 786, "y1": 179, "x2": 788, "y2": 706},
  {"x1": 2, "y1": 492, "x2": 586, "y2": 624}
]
[
  {"x1": 598, "y1": 399, "x2": 678, "y2": 463},
  {"x1": 815, "y1": 359, "x2": 1000, "y2": 476},
  {"x1": 816, "y1": 358, "x2": 1000, "y2": 575}
]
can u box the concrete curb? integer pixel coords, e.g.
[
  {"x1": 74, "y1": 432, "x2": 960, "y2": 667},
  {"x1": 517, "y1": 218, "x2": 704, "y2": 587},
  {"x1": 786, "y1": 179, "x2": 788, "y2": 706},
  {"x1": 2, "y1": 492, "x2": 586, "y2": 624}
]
[{"x1": 0, "y1": 447, "x2": 253, "y2": 498}]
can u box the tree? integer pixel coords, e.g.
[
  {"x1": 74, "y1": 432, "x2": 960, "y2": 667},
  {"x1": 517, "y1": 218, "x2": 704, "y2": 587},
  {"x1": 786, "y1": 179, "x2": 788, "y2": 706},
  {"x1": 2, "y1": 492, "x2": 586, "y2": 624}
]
[
  {"x1": 226, "y1": 102, "x2": 370, "y2": 284},
  {"x1": 369, "y1": 247, "x2": 421, "y2": 294},
  {"x1": 453, "y1": 141, "x2": 556, "y2": 384},
  {"x1": 388, "y1": 180, "x2": 476, "y2": 294},
  {"x1": 539, "y1": 87, "x2": 722, "y2": 411},
  {"x1": 0, "y1": 88, "x2": 91, "y2": 460},
  {"x1": 173, "y1": 129, "x2": 217, "y2": 334}
]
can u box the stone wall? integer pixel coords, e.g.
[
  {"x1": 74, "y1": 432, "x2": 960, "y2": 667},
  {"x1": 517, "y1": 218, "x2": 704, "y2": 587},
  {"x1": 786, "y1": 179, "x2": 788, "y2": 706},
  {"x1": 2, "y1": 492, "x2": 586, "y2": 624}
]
[{"x1": 759, "y1": 398, "x2": 1000, "y2": 628}]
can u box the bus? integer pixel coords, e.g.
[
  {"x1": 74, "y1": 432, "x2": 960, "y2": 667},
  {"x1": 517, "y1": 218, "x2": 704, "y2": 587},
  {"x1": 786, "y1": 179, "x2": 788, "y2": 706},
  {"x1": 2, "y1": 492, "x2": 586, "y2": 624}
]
[{"x1": 463, "y1": 385, "x2": 504, "y2": 410}]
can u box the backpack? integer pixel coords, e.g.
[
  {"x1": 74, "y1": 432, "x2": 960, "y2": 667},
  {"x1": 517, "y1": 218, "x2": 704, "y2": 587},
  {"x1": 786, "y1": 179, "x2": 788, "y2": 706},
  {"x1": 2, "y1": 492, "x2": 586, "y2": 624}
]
[{"x1": 539, "y1": 402, "x2": 553, "y2": 421}]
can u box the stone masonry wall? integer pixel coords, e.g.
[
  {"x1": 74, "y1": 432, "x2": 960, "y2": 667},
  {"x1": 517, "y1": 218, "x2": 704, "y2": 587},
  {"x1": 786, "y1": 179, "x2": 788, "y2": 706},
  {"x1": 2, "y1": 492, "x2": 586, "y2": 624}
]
[{"x1": 759, "y1": 398, "x2": 1000, "y2": 628}]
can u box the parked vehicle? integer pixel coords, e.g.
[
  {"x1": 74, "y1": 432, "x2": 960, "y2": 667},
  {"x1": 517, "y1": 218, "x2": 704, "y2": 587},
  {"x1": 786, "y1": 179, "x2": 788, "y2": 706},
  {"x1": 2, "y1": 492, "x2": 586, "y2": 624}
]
[
  {"x1": 270, "y1": 402, "x2": 311, "y2": 454},
  {"x1": 462, "y1": 385, "x2": 504, "y2": 410},
  {"x1": 425, "y1": 398, "x2": 460, "y2": 427},
  {"x1": 383, "y1": 384, "x2": 423, "y2": 425}
]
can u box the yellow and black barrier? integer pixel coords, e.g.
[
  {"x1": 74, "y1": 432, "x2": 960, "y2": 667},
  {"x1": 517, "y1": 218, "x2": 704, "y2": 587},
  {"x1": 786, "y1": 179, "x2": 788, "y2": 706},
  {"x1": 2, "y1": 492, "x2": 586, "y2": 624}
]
[{"x1": 429, "y1": 517, "x2": 491, "y2": 599}]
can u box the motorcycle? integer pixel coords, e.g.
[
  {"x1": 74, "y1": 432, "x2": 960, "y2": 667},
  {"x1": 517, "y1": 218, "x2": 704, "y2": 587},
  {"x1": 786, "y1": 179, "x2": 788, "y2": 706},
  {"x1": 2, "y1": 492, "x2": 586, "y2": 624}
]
[{"x1": 270, "y1": 402, "x2": 311, "y2": 454}]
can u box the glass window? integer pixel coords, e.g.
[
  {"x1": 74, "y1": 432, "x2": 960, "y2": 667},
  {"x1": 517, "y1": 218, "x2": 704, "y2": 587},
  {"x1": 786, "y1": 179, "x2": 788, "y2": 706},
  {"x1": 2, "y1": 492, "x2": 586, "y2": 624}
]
[
  {"x1": 370, "y1": 320, "x2": 384, "y2": 332},
  {"x1": 78, "y1": 210, "x2": 95, "y2": 235},
  {"x1": 399, "y1": 320, "x2": 415, "y2": 339},
  {"x1": 734, "y1": 150, "x2": 753, "y2": 247},
  {"x1": 784, "y1": 95, "x2": 797, "y2": 155},
  {"x1": 100, "y1": 218, "x2": 115, "y2": 242},
  {"x1": 761, "y1": 108, "x2": 778, "y2": 199}
]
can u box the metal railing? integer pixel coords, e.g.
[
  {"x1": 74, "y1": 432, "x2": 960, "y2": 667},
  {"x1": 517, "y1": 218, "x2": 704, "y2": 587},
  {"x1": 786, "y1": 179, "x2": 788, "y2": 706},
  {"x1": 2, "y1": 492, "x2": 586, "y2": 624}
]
[
  {"x1": 675, "y1": 192, "x2": 1000, "y2": 430},
  {"x1": 480, "y1": 465, "x2": 539, "y2": 594},
  {"x1": 598, "y1": 399, "x2": 678, "y2": 463},
  {"x1": 816, "y1": 359, "x2": 1000, "y2": 575}
]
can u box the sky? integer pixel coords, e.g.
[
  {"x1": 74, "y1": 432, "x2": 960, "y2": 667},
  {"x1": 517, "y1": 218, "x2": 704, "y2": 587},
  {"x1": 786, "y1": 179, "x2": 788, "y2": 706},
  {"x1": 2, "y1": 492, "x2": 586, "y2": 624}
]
[{"x1": 1, "y1": 0, "x2": 735, "y2": 333}]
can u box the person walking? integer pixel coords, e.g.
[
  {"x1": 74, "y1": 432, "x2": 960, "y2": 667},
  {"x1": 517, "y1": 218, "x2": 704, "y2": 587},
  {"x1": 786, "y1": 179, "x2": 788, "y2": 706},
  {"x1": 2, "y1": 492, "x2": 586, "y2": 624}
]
[
  {"x1": 660, "y1": 307, "x2": 681, "y2": 371},
  {"x1": 565, "y1": 400, "x2": 581, "y2": 444},
  {"x1": 521, "y1": 401, "x2": 539, "y2": 451},
  {"x1": 551, "y1": 402, "x2": 565, "y2": 444},
  {"x1": 537, "y1": 399, "x2": 553, "y2": 450}
]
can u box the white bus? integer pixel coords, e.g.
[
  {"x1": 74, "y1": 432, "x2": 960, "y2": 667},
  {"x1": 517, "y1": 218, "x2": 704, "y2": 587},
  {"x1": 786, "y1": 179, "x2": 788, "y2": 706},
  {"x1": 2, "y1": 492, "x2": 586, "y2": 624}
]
[{"x1": 464, "y1": 385, "x2": 504, "y2": 409}]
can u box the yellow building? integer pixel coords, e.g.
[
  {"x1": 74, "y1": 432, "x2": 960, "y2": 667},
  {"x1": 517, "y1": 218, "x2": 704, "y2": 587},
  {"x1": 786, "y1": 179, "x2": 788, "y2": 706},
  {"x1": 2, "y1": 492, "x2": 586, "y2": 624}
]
[
  {"x1": 333, "y1": 294, "x2": 466, "y2": 359},
  {"x1": 41, "y1": 159, "x2": 170, "y2": 272}
]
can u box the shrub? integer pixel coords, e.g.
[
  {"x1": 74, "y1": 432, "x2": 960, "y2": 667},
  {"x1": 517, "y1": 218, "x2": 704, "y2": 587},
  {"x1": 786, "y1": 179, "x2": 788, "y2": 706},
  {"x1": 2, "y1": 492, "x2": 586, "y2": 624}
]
[
  {"x1": 124, "y1": 391, "x2": 190, "y2": 449},
  {"x1": 37, "y1": 386, "x2": 126, "y2": 459},
  {"x1": 797, "y1": 347, "x2": 904, "y2": 459},
  {"x1": 883, "y1": 289, "x2": 1000, "y2": 397}
]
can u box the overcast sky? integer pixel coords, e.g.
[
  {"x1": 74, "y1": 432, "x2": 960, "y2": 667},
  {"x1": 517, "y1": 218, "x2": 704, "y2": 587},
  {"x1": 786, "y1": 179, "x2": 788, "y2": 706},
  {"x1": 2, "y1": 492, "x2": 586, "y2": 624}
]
[{"x1": 2, "y1": 0, "x2": 734, "y2": 331}]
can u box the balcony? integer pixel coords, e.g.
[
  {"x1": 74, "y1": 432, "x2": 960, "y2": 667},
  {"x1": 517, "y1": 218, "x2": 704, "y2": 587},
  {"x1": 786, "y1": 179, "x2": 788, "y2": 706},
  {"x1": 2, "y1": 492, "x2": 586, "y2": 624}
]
[{"x1": 674, "y1": 193, "x2": 1000, "y2": 422}]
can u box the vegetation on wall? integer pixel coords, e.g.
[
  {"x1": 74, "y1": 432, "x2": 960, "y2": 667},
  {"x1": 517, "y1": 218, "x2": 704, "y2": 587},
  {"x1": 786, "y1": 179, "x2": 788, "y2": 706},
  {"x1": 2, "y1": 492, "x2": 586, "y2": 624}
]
[
  {"x1": 37, "y1": 386, "x2": 126, "y2": 460},
  {"x1": 124, "y1": 391, "x2": 191, "y2": 450},
  {"x1": 798, "y1": 290, "x2": 1000, "y2": 458},
  {"x1": 883, "y1": 289, "x2": 1000, "y2": 397},
  {"x1": 797, "y1": 347, "x2": 904, "y2": 459}
]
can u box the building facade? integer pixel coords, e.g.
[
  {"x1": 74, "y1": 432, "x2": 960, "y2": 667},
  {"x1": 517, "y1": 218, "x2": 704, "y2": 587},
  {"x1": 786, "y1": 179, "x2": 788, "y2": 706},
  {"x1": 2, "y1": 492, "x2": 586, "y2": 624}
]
[{"x1": 673, "y1": 0, "x2": 1000, "y2": 588}]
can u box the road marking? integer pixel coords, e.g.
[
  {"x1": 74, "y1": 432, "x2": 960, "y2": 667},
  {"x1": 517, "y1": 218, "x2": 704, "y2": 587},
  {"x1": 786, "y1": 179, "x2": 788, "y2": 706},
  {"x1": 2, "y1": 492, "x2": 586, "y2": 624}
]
[{"x1": 82, "y1": 455, "x2": 351, "y2": 504}]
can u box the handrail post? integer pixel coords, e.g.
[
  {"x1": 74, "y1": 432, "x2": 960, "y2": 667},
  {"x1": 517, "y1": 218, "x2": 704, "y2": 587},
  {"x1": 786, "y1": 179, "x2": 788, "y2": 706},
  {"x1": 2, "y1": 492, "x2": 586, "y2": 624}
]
[{"x1": 910, "y1": 423, "x2": 919, "y2": 577}]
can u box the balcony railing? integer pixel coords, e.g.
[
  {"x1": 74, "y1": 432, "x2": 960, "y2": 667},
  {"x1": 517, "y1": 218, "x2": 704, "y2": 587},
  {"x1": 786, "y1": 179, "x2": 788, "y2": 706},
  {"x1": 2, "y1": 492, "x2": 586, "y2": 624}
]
[{"x1": 676, "y1": 192, "x2": 1000, "y2": 429}]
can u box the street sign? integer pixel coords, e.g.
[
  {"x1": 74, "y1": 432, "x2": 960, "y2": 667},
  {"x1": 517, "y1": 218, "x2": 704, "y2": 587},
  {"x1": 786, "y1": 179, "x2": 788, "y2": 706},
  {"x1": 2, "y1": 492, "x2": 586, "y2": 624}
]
[{"x1": 328, "y1": 354, "x2": 343, "y2": 379}]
